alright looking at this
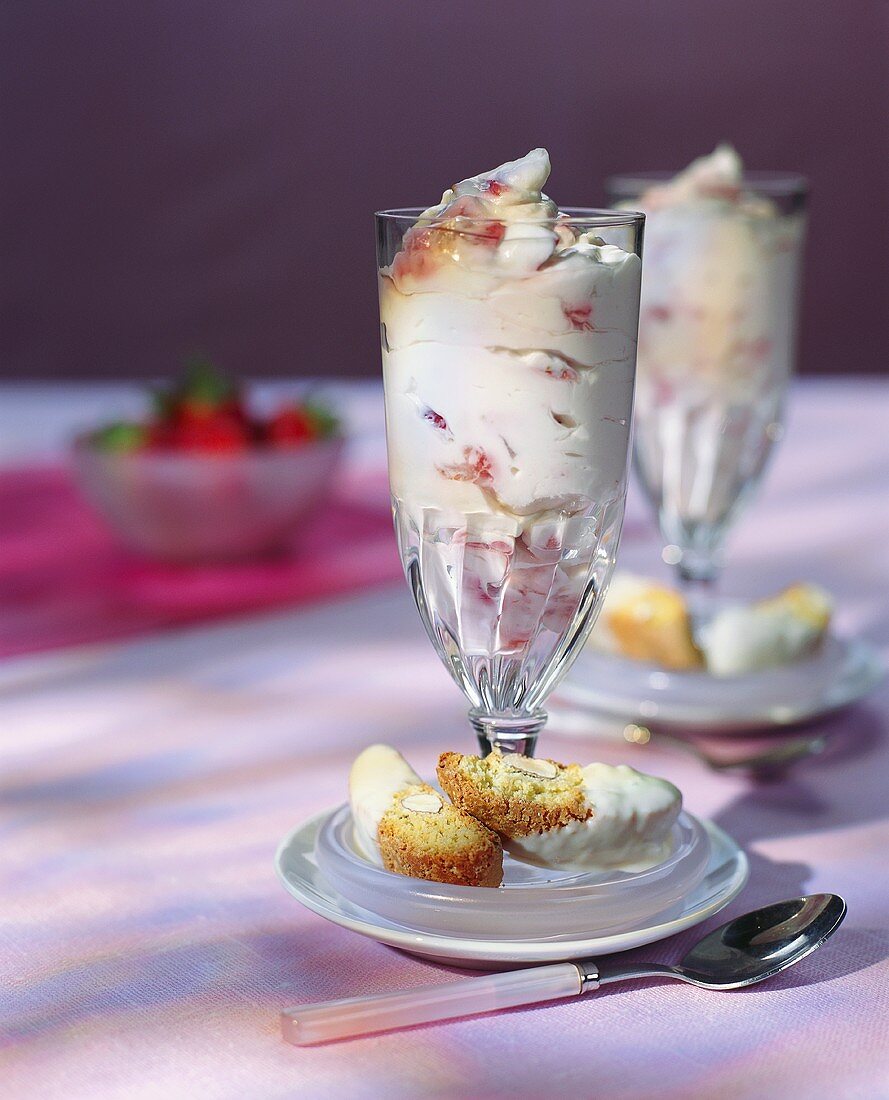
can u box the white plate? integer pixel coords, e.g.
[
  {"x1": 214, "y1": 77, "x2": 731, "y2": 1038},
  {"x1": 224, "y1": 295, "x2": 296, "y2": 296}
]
[
  {"x1": 555, "y1": 634, "x2": 884, "y2": 736},
  {"x1": 275, "y1": 810, "x2": 748, "y2": 968}
]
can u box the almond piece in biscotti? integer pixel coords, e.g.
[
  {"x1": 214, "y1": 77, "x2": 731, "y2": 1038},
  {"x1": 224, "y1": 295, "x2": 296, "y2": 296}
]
[
  {"x1": 437, "y1": 749, "x2": 591, "y2": 839},
  {"x1": 377, "y1": 781, "x2": 503, "y2": 887}
]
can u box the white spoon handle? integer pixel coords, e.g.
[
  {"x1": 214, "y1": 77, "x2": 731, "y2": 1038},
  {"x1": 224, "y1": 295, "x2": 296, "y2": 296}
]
[{"x1": 281, "y1": 962, "x2": 583, "y2": 1045}]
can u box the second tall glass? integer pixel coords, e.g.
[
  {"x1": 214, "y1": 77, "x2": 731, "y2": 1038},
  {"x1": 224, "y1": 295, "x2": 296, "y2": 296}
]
[
  {"x1": 608, "y1": 170, "x2": 807, "y2": 603},
  {"x1": 377, "y1": 207, "x2": 644, "y2": 756}
]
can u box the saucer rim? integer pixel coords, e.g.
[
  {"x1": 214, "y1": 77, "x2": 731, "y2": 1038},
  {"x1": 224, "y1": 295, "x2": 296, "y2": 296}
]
[
  {"x1": 555, "y1": 633, "x2": 884, "y2": 735},
  {"x1": 275, "y1": 809, "x2": 749, "y2": 964}
]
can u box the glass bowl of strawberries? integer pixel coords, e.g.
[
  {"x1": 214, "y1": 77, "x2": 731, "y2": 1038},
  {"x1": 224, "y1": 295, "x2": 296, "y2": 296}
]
[{"x1": 73, "y1": 363, "x2": 345, "y2": 561}]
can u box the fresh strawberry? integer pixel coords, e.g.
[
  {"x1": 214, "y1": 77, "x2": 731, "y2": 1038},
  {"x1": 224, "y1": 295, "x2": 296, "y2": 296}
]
[
  {"x1": 172, "y1": 412, "x2": 249, "y2": 453},
  {"x1": 156, "y1": 358, "x2": 246, "y2": 425},
  {"x1": 267, "y1": 405, "x2": 317, "y2": 447},
  {"x1": 103, "y1": 361, "x2": 339, "y2": 454}
]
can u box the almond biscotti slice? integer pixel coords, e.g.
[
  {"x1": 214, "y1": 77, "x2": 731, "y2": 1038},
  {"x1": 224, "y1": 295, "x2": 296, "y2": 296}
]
[
  {"x1": 438, "y1": 748, "x2": 681, "y2": 871},
  {"x1": 349, "y1": 744, "x2": 503, "y2": 887},
  {"x1": 590, "y1": 573, "x2": 703, "y2": 671},
  {"x1": 437, "y1": 748, "x2": 591, "y2": 837}
]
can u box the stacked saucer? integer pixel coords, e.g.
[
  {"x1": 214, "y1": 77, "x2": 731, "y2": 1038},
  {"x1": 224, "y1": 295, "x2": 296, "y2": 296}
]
[{"x1": 276, "y1": 806, "x2": 747, "y2": 968}]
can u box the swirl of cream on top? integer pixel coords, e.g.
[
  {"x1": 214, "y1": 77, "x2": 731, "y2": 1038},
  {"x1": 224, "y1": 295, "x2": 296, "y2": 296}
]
[
  {"x1": 389, "y1": 148, "x2": 570, "y2": 294},
  {"x1": 420, "y1": 147, "x2": 558, "y2": 222},
  {"x1": 631, "y1": 145, "x2": 800, "y2": 390},
  {"x1": 637, "y1": 144, "x2": 744, "y2": 210}
]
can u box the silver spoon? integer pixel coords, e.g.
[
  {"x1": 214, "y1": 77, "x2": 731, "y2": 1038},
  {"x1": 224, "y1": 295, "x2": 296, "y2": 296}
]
[
  {"x1": 546, "y1": 705, "x2": 826, "y2": 775},
  {"x1": 282, "y1": 893, "x2": 846, "y2": 1045},
  {"x1": 641, "y1": 728, "x2": 827, "y2": 775}
]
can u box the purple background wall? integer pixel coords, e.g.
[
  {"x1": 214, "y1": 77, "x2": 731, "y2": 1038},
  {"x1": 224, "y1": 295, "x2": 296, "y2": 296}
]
[{"x1": 2, "y1": 1, "x2": 887, "y2": 381}]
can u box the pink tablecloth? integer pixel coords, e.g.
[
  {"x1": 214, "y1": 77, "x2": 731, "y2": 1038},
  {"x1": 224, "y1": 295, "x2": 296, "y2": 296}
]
[
  {"x1": 2, "y1": 379, "x2": 889, "y2": 1099},
  {"x1": 0, "y1": 465, "x2": 402, "y2": 657}
]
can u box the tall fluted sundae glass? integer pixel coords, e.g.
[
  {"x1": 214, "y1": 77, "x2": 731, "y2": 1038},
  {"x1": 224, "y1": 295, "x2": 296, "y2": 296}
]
[
  {"x1": 608, "y1": 147, "x2": 807, "y2": 620},
  {"x1": 376, "y1": 150, "x2": 644, "y2": 756}
]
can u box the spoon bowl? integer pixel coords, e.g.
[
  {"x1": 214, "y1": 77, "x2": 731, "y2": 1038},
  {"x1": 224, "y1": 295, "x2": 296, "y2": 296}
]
[
  {"x1": 671, "y1": 893, "x2": 847, "y2": 988},
  {"x1": 592, "y1": 893, "x2": 846, "y2": 990}
]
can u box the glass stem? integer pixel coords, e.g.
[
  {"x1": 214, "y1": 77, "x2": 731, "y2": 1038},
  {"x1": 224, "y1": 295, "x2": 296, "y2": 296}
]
[
  {"x1": 677, "y1": 561, "x2": 719, "y2": 644},
  {"x1": 468, "y1": 710, "x2": 547, "y2": 758}
]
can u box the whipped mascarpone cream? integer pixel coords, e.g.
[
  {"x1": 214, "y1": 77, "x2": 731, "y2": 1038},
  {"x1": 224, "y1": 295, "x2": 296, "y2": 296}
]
[
  {"x1": 348, "y1": 744, "x2": 422, "y2": 864},
  {"x1": 380, "y1": 150, "x2": 642, "y2": 660},
  {"x1": 700, "y1": 583, "x2": 831, "y2": 677},
  {"x1": 635, "y1": 145, "x2": 802, "y2": 400},
  {"x1": 507, "y1": 763, "x2": 682, "y2": 871}
]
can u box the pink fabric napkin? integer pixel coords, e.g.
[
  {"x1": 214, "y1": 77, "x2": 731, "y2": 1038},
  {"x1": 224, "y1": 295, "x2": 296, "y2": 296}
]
[{"x1": 0, "y1": 464, "x2": 403, "y2": 658}]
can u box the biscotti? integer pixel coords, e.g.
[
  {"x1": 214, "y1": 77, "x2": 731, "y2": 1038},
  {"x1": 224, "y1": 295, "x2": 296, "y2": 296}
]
[
  {"x1": 437, "y1": 748, "x2": 591, "y2": 837},
  {"x1": 349, "y1": 744, "x2": 503, "y2": 887},
  {"x1": 438, "y1": 748, "x2": 682, "y2": 871}
]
